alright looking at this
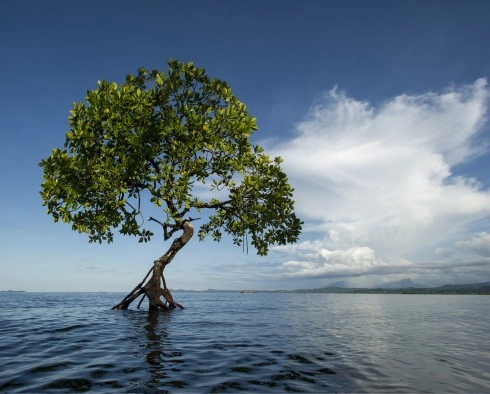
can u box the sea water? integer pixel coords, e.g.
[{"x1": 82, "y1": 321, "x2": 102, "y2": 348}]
[{"x1": 0, "y1": 292, "x2": 488, "y2": 392}]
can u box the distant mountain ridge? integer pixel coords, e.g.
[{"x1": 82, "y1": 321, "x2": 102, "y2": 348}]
[
  {"x1": 379, "y1": 278, "x2": 428, "y2": 289},
  {"x1": 173, "y1": 281, "x2": 490, "y2": 295},
  {"x1": 434, "y1": 282, "x2": 490, "y2": 290},
  {"x1": 291, "y1": 281, "x2": 490, "y2": 295}
]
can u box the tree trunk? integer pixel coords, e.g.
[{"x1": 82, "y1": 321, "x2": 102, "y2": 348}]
[{"x1": 112, "y1": 221, "x2": 194, "y2": 311}]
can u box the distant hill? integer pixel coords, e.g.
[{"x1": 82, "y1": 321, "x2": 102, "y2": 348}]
[
  {"x1": 432, "y1": 282, "x2": 490, "y2": 291},
  {"x1": 172, "y1": 281, "x2": 490, "y2": 295},
  {"x1": 379, "y1": 278, "x2": 427, "y2": 289},
  {"x1": 291, "y1": 281, "x2": 490, "y2": 295}
]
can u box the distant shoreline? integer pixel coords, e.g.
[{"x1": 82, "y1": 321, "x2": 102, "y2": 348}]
[
  {"x1": 2, "y1": 282, "x2": 489, "y2": 295},
  {"x1": 174, "y1": 288, "x2": 490, "y2": 295},
  {"x1": 175, "y1": 281, "x2": 490, "y2": 295}
]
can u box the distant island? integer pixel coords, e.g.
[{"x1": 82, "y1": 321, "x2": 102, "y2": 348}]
[
  {"x1": 0, "y1": 290, "x2": 26, "y2": 293},
  {"x1": 174, "y1": 281, "x2": 490, "y2": 295}
]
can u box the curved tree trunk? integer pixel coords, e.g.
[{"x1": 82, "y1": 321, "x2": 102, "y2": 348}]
[{"x1": 112, "y1": 221, "x2": 194, "y2": 311}]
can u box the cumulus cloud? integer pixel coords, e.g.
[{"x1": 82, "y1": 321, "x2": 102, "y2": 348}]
[
  {"x1": 274, "y1": 242, "x2": 409, "y2": 278},
  {"x1": 266, "y1": 79, "x2": 490, "y2": 285},
  {"x1": 456, "y1": 232, "x2": 490, "y2": 257}
]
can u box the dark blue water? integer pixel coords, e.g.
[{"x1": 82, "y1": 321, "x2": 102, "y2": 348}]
[{"x1": 0, "y1": 292, "x2": 488, "y2": 393}]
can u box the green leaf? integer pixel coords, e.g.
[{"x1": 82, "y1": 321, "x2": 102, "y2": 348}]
[{"x1": 39, "y1": 58, "x2": 302, "y2": 255}]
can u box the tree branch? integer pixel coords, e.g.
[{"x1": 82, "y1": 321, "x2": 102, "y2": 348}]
[
  {"x1": 196, "y1": 200, "x2": 232, "y2": 209},
  {"x1": 149, "y1": 216, "x2": 201, "y2": 240},
  {"x1": 149, "y1": 158, "x2": 160, "y2": 175}
]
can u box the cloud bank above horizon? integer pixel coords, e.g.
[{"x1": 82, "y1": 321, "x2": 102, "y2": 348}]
[{"x1": 265, "y1": 79, "x2": 490, "y2": 286}]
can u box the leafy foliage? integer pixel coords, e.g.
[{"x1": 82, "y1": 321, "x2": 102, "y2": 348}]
[{"x1": 39, "y1": 59, "x2": 302, "y2": 255}]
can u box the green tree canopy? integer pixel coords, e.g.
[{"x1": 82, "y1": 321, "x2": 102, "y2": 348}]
[{"x1": 40, "y1": 59, "x2": 302, "y2": 256}]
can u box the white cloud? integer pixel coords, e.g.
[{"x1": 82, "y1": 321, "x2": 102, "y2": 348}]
[
  {"x1": 456, "y1": 232, "x2": 490, "y2": 257},
  {"x1": 274, "y1": 242, "x2": 408, "y2": 278},
  {"x1": 266, "y1": 79, "x2": 490, "y2": 284}
]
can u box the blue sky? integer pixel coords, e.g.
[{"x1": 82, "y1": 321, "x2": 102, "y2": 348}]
[{"x1": 1, "y1": 0, "x2": 489, "y2": 291}]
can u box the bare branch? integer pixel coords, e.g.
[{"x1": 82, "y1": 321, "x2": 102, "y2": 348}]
[
  {"x1": 150, "y1": 216, "x2": 200, "y2": 240},
  {"x1": 149, "y1": 216, "x2": 165, "y2": 227}
]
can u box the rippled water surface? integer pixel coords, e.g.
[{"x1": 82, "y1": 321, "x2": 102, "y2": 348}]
[{"x1": 0, "y1": 292, "x2": 489, "y2": 392}]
